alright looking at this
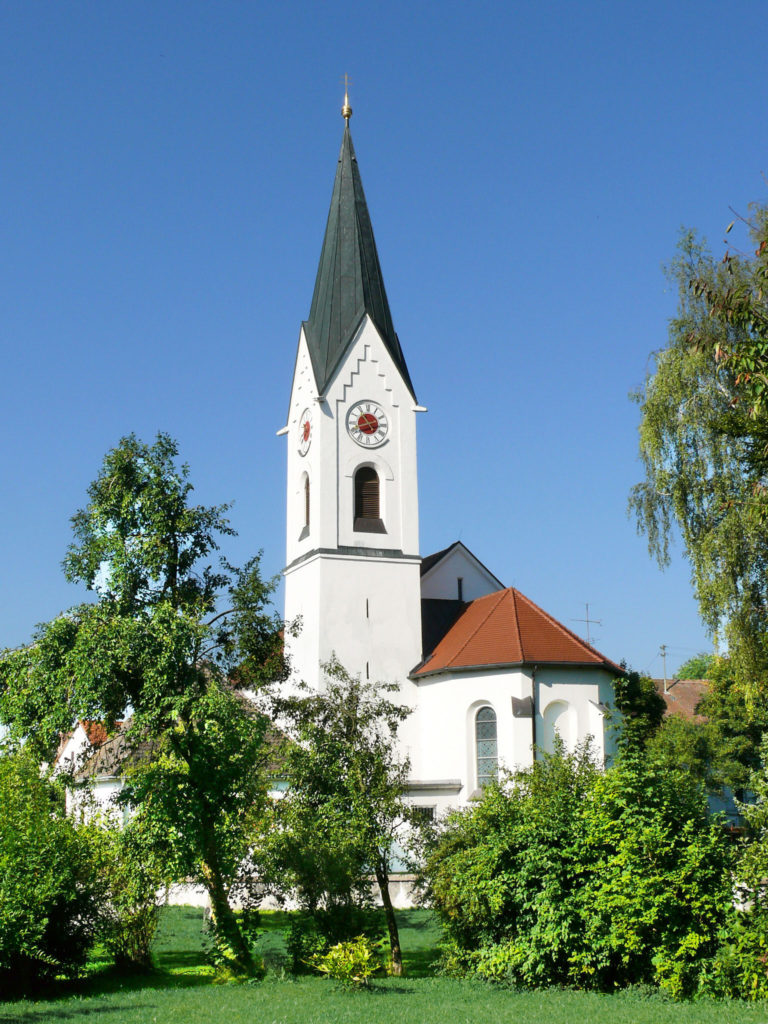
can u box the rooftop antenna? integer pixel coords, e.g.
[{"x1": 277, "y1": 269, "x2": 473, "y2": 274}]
[
  {"x1": 572, "y1": 602, "x2": 602, "y2": 647},
  {"x1": 341, "y1": 73, "x2": 353, "y2": 121}
]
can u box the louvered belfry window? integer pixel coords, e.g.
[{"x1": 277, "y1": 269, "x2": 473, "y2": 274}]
[
  {"x1": 354, "y1": 466, "x2": 385, "y2": 533},
  {"x1": 475, "y1": 706, "x2": 498, "y2": 788}
]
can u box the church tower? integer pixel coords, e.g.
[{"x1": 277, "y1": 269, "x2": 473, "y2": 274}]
[{"x1": 281, "y1": 97, "x2": 424, "y2": 719}]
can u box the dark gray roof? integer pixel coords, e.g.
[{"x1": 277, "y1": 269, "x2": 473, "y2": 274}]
[
  {"x1": 303, "y1": 124, "x2": 416, "y2": 401},
  {"x1": 420, "y1": 543, "x2": 460, "y2": 577}
]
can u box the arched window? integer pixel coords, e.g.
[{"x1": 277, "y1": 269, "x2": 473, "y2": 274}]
[
  {"x1": 475, "y1": 706, "x2": 498, "y2": 787},
  {"x1": 354, "y1": 466, "x2": 385, "y2": 533},
  {"x1": 304, "y1": 474, "x2": 310, "y2": 530}
]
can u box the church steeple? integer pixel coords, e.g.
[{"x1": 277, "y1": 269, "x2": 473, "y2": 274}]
[{"x1": 303, "y1": 121, "x2": 416, "y2": 401}]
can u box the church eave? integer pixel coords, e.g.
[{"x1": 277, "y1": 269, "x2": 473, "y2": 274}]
[{"x1": 410, "y1": 657, "x2": 622, "y2": 681}]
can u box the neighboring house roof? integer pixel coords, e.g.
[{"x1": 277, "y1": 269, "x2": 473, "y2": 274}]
[
  {"x1": 653, "y1": 678, "x2": 709, "y2": 722},
  {"x1": 413, "y1": 586, "x2": 621, "y2": 678},
  {"x1": 54, "y1": 719, "x2": 120, "y2": 766},
  {"x1": 302, "y1": 123, "x2": 416, "y2": 401},
  {"x1": 74, "y1": 729, "x2": 154, "y2": 782}
]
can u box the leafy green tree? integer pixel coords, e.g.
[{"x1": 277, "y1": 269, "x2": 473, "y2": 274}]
[
  {"x1": 629, "y1": 205, "x2": 768, "y2": 681},
  {"x1": 610, "y1": 669, "x2": 666, "y2": 750},
  {"x1": 677, "y1": 651, "x2": 716, "y2": 679},
  {"x1": 648, "y1": 654, "x2": 768, "y2": 803},
  {"x1": 573, "y1": 750, "x2": 731, "y2": 997},
  {"x1": 0, "y1": 434, "x2": 283, "y2": 976},
  {"x1": 0, "y1": 745, "x2": 103, "y2": 993},
  {"x1": 260, "y1": 659, "x2": 412, "y2": 976}
]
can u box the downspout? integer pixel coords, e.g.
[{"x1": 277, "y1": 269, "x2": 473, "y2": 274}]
[{"x1": 531, "y1": 665, "x2": 538, "y2": 764}]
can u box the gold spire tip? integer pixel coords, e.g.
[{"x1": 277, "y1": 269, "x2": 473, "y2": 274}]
[{"x1": 341, "y1": 73, "x2": 352, "y2": 120}]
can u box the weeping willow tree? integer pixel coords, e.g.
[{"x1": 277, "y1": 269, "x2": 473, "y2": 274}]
[{"x1": 629, "y1": 203, "x2": 768, "y2": 683}]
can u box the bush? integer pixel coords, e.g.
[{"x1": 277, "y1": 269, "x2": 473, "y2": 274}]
[
  {"x1": 422, "y1": 743, "x2": 734, "y2": 997},
  {"x1": 92, "y1": 816, "x2": 168, "y2": 971},
  {"x1": 0, "y1": 747, "x2": 102, "y2": 993},
  {"x1": 423, "y1": 741, "x2": 598, "y2": 986},
  {"x1": 285, "y1": 907, "x2": 379, "y2": 974},
  {"x1": 286, "y1": 917, "x2": 329, "y2": 974},
  {"x1": 310, "y1": 935, "x2": 381, "y2": 986}
]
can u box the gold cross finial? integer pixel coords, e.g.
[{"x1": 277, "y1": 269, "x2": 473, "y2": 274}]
[{"x1": 341, "y1": 73, "x2": 352, "y2": 121}]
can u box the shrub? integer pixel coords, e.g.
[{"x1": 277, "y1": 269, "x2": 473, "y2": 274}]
[
  {"x1": 310, "y1": 935, "x2": 381, "y2": 986},
  {"x1": 423, "y1": 741, "x2": 598, "y2": 987},
  {"x1": 422, "y1": 743, "x2": 734, "y2": 997},
  {"x1": 286, "y1": 917, "x2": 329, "y2": 974},
  {"x1": 0, "y1": 747, "x2": 102, "y2": 993},
  {"x1": 92, "y1": 815, "x2": 168, "y2": 971}
]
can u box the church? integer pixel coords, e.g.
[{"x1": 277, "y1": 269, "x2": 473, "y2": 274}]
[{"x1": 280, "y1": 95, "x2": 620, "y2": 818}]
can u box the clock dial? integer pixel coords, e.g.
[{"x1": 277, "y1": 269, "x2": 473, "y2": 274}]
[
  {"x1": 346, "y1": 400, "x2": 389, "y2": 448},
  {"x1": 298, "y1": 407, "x2": 313, "y2": 456}
]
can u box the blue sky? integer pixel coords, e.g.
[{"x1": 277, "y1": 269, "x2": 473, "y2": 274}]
[{"x1": 2, "y1": 1, "x2": 766, "y2": 676}]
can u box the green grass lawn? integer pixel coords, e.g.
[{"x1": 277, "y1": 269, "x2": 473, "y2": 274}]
[{"x1": 2, "y1": 907, "x2": 768, "y2": 1024}]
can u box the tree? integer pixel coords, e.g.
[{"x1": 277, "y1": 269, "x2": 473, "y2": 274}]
[
  {"x1": 647, "y1": 654, "x2": 768, "y2": 804},
  {"x1": 677, "y1": 651, "x2": 716, "y2": 680},
  {"x1": 0, "y1": 434, "x2": 283, "y2": 976},
  {"x1": 260, "y1": 659, "x2": 412, "y2": 976},
  {"x1": 610, "y1": 669, "x2": 666, "y2": 750},
  {"x1": 629, "y1": 204, "x2": 768, "y2": 681}
]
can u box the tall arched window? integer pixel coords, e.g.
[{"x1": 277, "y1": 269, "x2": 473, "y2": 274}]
[
  {"x1": 354, "y1": 466, "x2": 385, "y2": 533},
  {"x1": 475, "y1": 706, "x2": 498, "y2": 787},
  {"x1": 304, "y1": 474, "x2": 310, "y2": 530}
]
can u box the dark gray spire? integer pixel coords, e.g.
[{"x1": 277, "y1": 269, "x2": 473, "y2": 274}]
[{"x1": 303, "y1": 123, "x2": 416, "y2": 401}]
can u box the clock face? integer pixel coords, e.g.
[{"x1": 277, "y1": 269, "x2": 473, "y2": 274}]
[
  {"x1": 298, "y1": 407, "x2": 313, "y2": 456},
  {"x1": 347, "y1": 400, "x2": 389, "y2": 448}
]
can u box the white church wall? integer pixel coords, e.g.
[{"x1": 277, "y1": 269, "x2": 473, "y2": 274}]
[
  {"x1": 409, "y1": 664, "x2": 616, "y2": 808},
  {"x1": 420, "y1": 544, "x2": 502, "y2": 602},
  {"x1": 284, "y1": 331, "x2": 320, "y2": 569},
  {"x1": 535, "y1": 666, "x2": 614, "y2": 764},
  {"x1": 283, "y1": 315, "x2": 424, "y2": 716},
  {"x1": 409, "y1": 667, "x2": 535, "y2": 803}
]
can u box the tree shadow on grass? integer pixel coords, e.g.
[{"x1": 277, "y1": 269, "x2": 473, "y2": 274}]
[
  {"x1": 402, "y1": 949, "x2": 439, "y2": 978},
  {"x1": 0, "y1": 1006, "x2": 154, "y2": 1023}
]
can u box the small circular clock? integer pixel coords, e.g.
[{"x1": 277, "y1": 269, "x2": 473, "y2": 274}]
[
  {"x1": 298, "y1": 407, "x2": 313, "y2": 456},
  {"x1": 346, "y1": 400, "x2": 389, "y2": 448}
]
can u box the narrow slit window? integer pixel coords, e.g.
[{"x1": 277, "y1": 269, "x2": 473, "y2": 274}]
[
  {"x1": 475, "y1": 706, "x2": 498, "y2": 788},
  {"x1": 304, "y1": 475, "x2": 310, "y2": 529}
]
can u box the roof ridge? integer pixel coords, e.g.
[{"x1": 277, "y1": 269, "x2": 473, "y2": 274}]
[
  {"x1": 513, "y1": 587, "x2": 613, "y2": 665},
  {"x1": 508, "y1": 588, "x2": 524, "y2": 659},
  {"x1": 446, "y1": 589, "x2": 508, "y2": 669}
]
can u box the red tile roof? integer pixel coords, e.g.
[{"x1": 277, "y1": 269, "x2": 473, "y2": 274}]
[
  {"x1": 413, "y1": 587, "x2": 620, "y2": 677},
  {"x1": 653, "y1": 678, "x2": 708, "y2": 722}
]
